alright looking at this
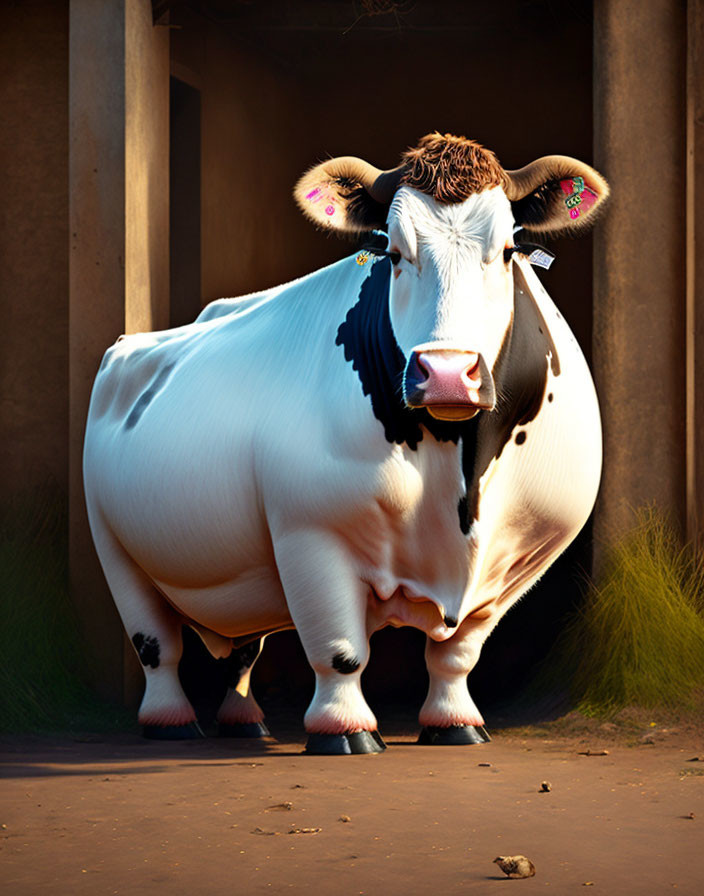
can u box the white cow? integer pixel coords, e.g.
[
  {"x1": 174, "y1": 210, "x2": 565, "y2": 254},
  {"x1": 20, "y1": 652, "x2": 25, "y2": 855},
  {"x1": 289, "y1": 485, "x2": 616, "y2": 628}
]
[{"x1": 84, "y1": 133, "x2": 608, "y2": 753}]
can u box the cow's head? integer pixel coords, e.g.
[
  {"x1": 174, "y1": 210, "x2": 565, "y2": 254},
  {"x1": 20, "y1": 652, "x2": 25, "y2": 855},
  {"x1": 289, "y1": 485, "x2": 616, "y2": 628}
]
[{"x1": 295, "y1": 133, "x2": 608, "y2": 424}]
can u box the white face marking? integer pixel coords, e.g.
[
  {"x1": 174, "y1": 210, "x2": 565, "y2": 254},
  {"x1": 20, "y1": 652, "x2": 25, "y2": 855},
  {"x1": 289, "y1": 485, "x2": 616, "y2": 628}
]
[{"x1": 386, "y1": 186, "x2": 515, "y2": 367}]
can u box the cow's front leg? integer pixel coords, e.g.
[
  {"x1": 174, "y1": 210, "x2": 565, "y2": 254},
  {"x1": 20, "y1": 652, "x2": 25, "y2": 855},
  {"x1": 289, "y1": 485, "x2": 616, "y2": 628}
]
[
  {"x1": 418, "y1": 617, "x2": 492, "y2": 745},
  {"x1": 273, "y1": 529, "x2": 383, "y2": 754}
]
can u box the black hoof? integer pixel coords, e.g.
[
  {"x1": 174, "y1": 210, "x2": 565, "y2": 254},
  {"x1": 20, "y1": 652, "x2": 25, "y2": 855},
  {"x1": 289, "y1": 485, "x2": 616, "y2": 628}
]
[
  {"x1": 142, "y1": 721, "x2": 206, "y2": 740},
  {"x1": 218, "y1": 721, "x2": 270, "y2": 738},
  {"x1": 417, "y1": 724, "x2": 491, "y2": 745},
  {"x1": 305, "y1": 730, "x2": 387, "y2": 755}
]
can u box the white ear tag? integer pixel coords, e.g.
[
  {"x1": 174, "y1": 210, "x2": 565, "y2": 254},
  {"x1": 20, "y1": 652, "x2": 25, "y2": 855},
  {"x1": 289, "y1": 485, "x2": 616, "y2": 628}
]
[{"x1": 527, "y1": 248, "x2": 555, "y2": 270}]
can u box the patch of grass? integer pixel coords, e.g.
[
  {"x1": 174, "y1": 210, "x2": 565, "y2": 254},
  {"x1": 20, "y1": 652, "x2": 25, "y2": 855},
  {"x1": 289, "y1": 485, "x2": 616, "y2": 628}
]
[
  {"x1": 562, "y1": 508, "x2": 704, "y2": 716},
  {"x1": 525, "y1": 508, "x2": 704, "y2": 719},
  {"x1": 0, "y1": 488, "x2": 131, "y2": 733}
]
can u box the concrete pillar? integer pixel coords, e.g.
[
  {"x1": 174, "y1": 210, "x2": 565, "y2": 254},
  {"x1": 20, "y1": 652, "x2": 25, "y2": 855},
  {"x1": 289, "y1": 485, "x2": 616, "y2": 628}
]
[
  {"x1": 593, "y1": 0, "x2": 687, "y2": 555},
  {"x1": 686, "y1": 0, "x2": 704, "y2": 547},
  {"x1": 69, "y1": 0, "x2": 168, "y2": 703},
  {"x1": 126, "y1": 0, "x2": 170, "y2": 335}
]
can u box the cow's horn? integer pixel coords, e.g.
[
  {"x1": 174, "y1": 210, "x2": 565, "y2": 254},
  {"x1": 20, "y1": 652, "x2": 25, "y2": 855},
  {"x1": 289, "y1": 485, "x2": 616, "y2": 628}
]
[{"x1": 504, "y1": 155, "x2": 609, "y2": 201}]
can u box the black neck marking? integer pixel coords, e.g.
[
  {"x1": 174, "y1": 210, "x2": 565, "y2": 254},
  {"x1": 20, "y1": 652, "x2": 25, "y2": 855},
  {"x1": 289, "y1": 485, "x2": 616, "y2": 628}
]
[
  {"x1": 484, "y1": 264, "x2": 561, "y2": 461},
  {"x1": 462, "y1": 264, "x2": 562, "y2": 526}
]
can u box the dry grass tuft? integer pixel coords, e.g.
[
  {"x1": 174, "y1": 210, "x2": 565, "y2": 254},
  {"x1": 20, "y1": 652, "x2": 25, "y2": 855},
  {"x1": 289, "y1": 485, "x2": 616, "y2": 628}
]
[{"x1": 564, "y1": 508, "x2": 704, "y2": 716}]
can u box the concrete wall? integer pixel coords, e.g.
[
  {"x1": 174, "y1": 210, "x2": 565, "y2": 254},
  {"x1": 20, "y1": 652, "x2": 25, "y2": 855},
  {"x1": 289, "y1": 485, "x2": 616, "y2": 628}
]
[
  {"x1": 0, "y1": 1, "x2": 69, "y2": 512},
  {"x1": 170, "y1": 11, "x2": 313, "y2": 305},
  {"x1": 593, "y1": 0, "x2": 687, "y2": 548},
  {"x1": 687, "y1": 0, "x2": 704, "y2": 547}
]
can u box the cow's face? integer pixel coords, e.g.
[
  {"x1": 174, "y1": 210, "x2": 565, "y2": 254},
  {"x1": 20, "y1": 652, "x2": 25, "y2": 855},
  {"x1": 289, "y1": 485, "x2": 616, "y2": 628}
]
[
  {"x1": 295, "y1": 136, "x2": 609, "y2": 425},
  {"x1": 386, "y1": 185, "x2": 515, "y2": 422}
]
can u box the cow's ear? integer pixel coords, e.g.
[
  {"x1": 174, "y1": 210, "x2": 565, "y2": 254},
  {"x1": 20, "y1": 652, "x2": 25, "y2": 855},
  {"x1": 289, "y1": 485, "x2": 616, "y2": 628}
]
[
  {"x1": 294, "y1": 157, "x2": 403, "y2": 235},
  {"x1": 506, "y1": 155, "x2": 609, "y2": 235}
]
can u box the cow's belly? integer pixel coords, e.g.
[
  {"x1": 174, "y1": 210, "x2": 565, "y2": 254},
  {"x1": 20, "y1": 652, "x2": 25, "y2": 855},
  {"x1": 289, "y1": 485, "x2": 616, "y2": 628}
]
[
  {"x1": 154, "y1": 566, "x2": 291, "y2": 637},
  {"x1": 87, "y1": 434, "x2": 292, "y2": 637}
]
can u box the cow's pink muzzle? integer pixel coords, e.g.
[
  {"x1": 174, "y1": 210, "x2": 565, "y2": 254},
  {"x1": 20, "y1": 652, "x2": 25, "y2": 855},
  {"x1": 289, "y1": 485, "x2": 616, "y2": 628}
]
[{"x1": 404, "y1": 350, "x2": 494, "y2": 421}]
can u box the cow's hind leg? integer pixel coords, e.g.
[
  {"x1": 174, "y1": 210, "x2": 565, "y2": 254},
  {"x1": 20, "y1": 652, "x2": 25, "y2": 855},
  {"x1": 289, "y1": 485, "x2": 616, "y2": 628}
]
[
  {"x1": 273, "y1": 530, "x2": 384, "y2": 755},
  {"x1": 217, "y1": 637, "x2": 270, "y2": 738},
  {"x1": 418, "y1": 620, "x2": 492, "y2": 746},
  {"x1": 89, "y1": 514, "x2": 201, "y2": 739}
]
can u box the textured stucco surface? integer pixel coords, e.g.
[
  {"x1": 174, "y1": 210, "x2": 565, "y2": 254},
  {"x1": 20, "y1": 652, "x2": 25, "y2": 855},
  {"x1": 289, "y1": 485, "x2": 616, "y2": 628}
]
[
  {"x1": 0, "y1": 1, "x2": 69, "y2": 506},
  {"x1": 593, "y1": 0, "x2": 687, "y2": 547}
]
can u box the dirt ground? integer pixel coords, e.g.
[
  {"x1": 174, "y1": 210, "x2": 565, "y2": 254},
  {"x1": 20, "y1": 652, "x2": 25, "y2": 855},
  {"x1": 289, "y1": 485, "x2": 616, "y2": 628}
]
[{"x1": 1, "y1": 715, "x2": 703, "y2": 896}]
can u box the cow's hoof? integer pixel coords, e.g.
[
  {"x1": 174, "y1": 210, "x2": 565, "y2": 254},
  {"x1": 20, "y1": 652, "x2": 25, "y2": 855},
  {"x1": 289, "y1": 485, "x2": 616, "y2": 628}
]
[
  {"x1": 417, "y1": 724, "x2": 491, "y2": 745},
  {"x1": 142, "y1": 721, "x2": 206, "y2": 740},
  {"x1": 218, "y1": 721, "x2": 270, "y2": 738},
  {"x1": 305, "y1": 730, "x2": 387, "y2": 755}
]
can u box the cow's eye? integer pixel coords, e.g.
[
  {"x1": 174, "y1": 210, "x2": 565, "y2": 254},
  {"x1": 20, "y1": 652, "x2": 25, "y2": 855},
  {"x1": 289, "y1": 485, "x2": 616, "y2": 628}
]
[
  {"x1": 503, "y1": 246, "x2": 517, "y2": 264},
  {"x1": 389, "y1": 250, "x2": 401, "y2": 266}
]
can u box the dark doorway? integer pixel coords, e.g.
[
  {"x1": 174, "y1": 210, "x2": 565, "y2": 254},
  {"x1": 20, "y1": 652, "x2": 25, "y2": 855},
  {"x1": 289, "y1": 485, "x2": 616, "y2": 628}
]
[{"x1": 170, "y1": 77, "x2": 201, "y2": 328}]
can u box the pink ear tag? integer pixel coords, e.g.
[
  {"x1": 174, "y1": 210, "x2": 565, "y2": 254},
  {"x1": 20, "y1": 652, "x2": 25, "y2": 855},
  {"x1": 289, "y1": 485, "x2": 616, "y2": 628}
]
[
  {"x1": 306, "y1": 185, "x2": 337, "y2": 216},
  {"x1": 560, "y1": 177, "x2": 597, "y2": 220}
]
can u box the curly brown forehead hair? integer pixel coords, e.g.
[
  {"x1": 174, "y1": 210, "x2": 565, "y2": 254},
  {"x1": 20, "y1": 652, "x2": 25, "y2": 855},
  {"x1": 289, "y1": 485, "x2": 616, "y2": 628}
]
[{"x1": 400, "y1": 132, "x2": 508, "y2": 204}]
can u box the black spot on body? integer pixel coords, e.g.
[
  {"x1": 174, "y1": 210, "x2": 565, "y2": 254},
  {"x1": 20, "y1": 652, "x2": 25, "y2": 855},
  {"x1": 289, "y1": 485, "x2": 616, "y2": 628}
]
[
  {"x1": 124, "y1": 362, "x2": 176, "y2": 430},
  {"x1": 132, "y1": 633, "x2": 160, "y2": 668},
  {"x1": 515, "y1": 431, "x2": 527, "y2": 445},
  {"x1": 548, "y1": 392, "x2": 554, "y2": 402},
  {"x1": 332, "y1": 652, "x2": 360, "y2": 675}
]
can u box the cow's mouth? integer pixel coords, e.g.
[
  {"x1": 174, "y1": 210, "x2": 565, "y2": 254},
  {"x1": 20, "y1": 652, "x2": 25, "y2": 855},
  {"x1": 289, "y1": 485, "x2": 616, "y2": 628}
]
[
  {"x1": 403, "y1": 349, "x2": 496, "y2": 421},
  {"x1": 425, "y1": 404, "x2": 481, "y2": 422}
]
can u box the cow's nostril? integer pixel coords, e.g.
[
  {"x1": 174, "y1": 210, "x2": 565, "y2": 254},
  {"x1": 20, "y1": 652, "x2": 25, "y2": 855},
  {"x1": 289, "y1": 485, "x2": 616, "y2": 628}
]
[
  {"x1": 463, "y1": 355, "x2": 481, "y2": 385},
  {"x1": 464, "y1": 353, "x2": 480, "y2": 374},
  {"x1": 415, "y1": 354, "x2": 429, "y2": 378}
]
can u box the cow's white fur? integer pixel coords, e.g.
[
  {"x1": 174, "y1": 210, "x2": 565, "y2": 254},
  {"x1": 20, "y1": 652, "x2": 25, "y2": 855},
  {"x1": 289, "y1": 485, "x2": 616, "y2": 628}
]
[
  {"x1": 388, "y1": 187, "x2": 514, "y2": 372},
  {"x1": 84, "y1": 186, "x2": 601, "y2": 736}
]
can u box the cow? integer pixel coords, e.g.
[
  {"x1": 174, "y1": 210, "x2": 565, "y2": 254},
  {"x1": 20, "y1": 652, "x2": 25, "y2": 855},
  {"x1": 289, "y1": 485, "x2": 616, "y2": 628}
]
[{"x1": 83, "y1": 133, "x2": 608, "y2": 754}]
